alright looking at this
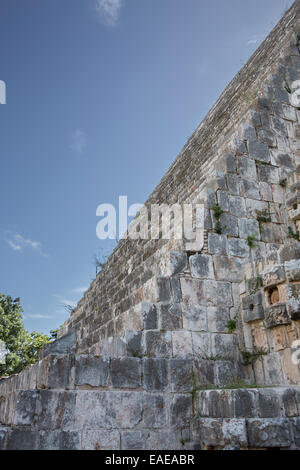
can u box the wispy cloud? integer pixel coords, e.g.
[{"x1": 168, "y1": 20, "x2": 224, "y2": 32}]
[
  {"x1": 6, "y1": 233, "x2": 49, "y2": 258},
  {"x1": 70, "y1": 129, "x2": 87, "y2": 154},
  {"x1": 26, "y1": 314, "x2": 53, "y2": 320},
  {"x1": 246, "y1": 36, "x2": 260, "y2": 46},
  {"x1": 72, "y1": 286, "x2": 88, "y2": 294},
  {"x1": 95, "y1": 0, "x2": 122, "y2": 26}
]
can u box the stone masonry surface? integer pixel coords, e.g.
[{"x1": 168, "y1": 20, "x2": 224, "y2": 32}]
[{"x1": 1, "y1": 0, "x2": 300, "y2": 450}]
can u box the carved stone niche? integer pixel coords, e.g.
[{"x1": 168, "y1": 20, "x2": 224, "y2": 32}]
[{"x1": 263, "y1": 265, "x2": 291, "y2": 329}]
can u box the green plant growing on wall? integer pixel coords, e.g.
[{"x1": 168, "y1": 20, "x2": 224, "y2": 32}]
[
  {"x1": 240, "y1": 349, "x2": 267, "y2": 366},
  {"x1": 227, "y1": 318, "x2": 237, "y2": 334},
  {"x1": 288, "y1": 227, "x2": 300, "y2": 241},
  {"x1": 279, "y1": 178, "x2": 287, "y2": 188},
  {"x1": 213, "y1": 204, "x2": 223, "y2": 234},
  {"x1": 246, "y1": 234, "x2": 258, "y2": 248}
]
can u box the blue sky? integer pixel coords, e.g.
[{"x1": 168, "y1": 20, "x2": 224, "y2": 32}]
[{"x1": 0, "y1": 0, "x2": 294, "y2": 335}]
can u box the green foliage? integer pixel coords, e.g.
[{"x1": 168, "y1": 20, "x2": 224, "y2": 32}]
[
  {"x1": 240, "y1": 349, "x2": 267, "y2": 366},
  {"x1": 246, "y1": 234, "x2": 258, "y2": 248},
  {"x1": 50, "y1": 325, "x2": 63, "y2": 340},
  {"x1": 0, "y1": 294, "x2": 51, "y2": 376},
  {"x1": 215, "y1": 221, "x2": 222, "y2": 235},
  {"x1": 279, "y1": 178, "x2": 287, "y2": 188},
  {"x1": 227, "y1": 318, "x2": 237, "y2": 334},
  {"x1": 213, "y1": 205, "x2": 223, "y2": 220},
  {"x1": 288, "y1": 227, "x2": 300, "y2": 241}
]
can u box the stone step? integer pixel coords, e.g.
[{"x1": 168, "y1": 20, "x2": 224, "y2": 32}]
[
  {"x1": 191, "y1": 417, "x2": 300, "y2": 450},
  {"x1": 197, "y1": 386, "x2": 300, "y2": 419}
]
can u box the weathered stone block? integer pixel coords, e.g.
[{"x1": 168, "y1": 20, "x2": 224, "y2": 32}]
[
  {"x1": 208, "y1": 233, "x2": 227, "y2": 255},
  {"x1": 229, "y1": 195, "x2": 247, "y2": 218},
  {"x1": 257, "y1": 389, "x2": 282, "y2": 418},
  {"x1": 75, "y1": 391, "x2": 143, "y2": 429},
  {"x1": 121, "y1": 430, "x2": 149, "y2": 450},
  {"x1": 211, "y1": 334, "x2": 238, "y2": 361},
  {"x1": 142, "y1": 302, "x2": 158, "y2": 330},
  {"x1": 227, "y1": 174, "x2": 240, "y2": 195},
  {"x1": 170, "y1": 394, "x2": 192, "y2": 426},
  {"x1": 248, "y1": 140, "x2": 270, "y2": 163},
  {"x1": 285, "y1": 260, "x2": 300, "y2": 282},
  {"x1": 38, "y1": 390, "x2": 76, "y2": 431},
  {"x1": 82, "y1": 429, "x2": 120, "y2": 450},
  {"x1": 265, "y1": 303, "x2": 291, "y2": 329},
  {"x1": 189, "y1": 254, "x2": 214, "y2": 280},
  {"x1": 160, "y1": 303, "x2": 182, "y2": 330},
  {"x1": 237, "y1": 157, "x2": 257, "y2": 180},
  {"x1": 180, "y1": 278, "x2": 205, "y2": 307},
  {"x1": 218, "y1": 213, "x2": 239, "y2": 237},
  {"x1": 238, "y1": 218, "x2": 260, "y2": 240},
  {"x1": 287, "y1": 284, "x2": 300, "y2": 320},
  {"x1": 257, "y1": 164, "x2": 279, "y2": 184},
  {"x1": 213, "y1": 255, "x2": 245, "y2": 283},
  {"x1": 193, "y1": 359, "x2": 215, "y2": 386},
  {"x1": 6, "y1": 430, "x2": 39, "y2": 450},
  {"x1": 240, "y1": 179, "x2": 261, "y2": 200},
  {"x1": 41, "y1": 330, "x2": 77, "y2": 358},
  {"x1": 172, "y1": 331, "x2": 193, "y2": 358},
  {"x1": 228, "y1": 238, "x2": 249, "y2": 258},
  {"x1": 143, "y1": 358, "x2": 168, "y2": 391},
  {"x1": 222, "y1": 419, "x2": 248, "y2": 448},
  {"x1": 169, "y1": 359, "x2": 193, "y2": 392},
  {"x1": 169, "y1": 251, "x2": 188, "y2": 275},
  {"x1": 192, "y1": 332, "x2": 211, "y2": 358},
  {"x1": 75, "y1": 355, "x2": 109, "y2": 387},
  {"x1": 206, "y1": 281, "x2": 233, "y2": 307},
  {"x1": 145, "y1": 331, "x2": 172, "y2": 358},
  {"x1": 110, "y1": 358, "x2": 141, "y2": 389},
  {"x1": 143, "y1": 393, "x2": 168, "y2": 428},
  {"x1": 182, "y1": 304, "x2": 207, "y2": 332},
  {"x1": 246, "y1": 418, "x2": 291, "y2": 448},
  {"x1": 207, "y1": 307, "x2": 230, "y2": 333}
]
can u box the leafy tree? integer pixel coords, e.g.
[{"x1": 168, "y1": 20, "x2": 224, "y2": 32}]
[{"x1": 0, "y1": 294, "x2": 51, "y2": 376}]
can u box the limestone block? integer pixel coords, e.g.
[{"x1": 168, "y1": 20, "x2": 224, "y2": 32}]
[
  {"x1": 257, "y1": 164, "x2": 279, "y2": 184},
  {"x1": 228, "y1": 138, "x2": 247, "y2": 156},
  {"x1": 75, "y1": 391, "x2": 143, "y2": 429},
  {"x1": 143, "y1": 393, "x2": 168, "y2": 428},
  {"x1": 41, "y1": 330, "x2": 77, "y2": 358},
  {"x1": 229, "y1": 195, "x2": 247, "y2": 218},
  {"x1": 182, "y1": 304, "x2": 207, "y2": 332},
  {"x1": 239, "y1": 123, "x2": 256, "y2": 141},
  {"x1": 205, "y1": 281, "x2": 233, "y2": 307},
  {"x1": 169, "y1": 359, "x2": 193, "y2": 392},
  {"x1": 193, "y1": 359, "x2": 215, "y2": 386},
  {"x1": 121, "y1": 430, "x2": 149, "y2": 450},
  {"x1": 246, "y1": 418, "x2": 291, "y2": 448},
  {"x1": 207, "y1": 307, "x2": 230, "y2": 333},
  {"x1": 228, "y1": 238, "x2": 250, "y2": 259},
  {"x1": 145, "y1": 331, "x2": 172, "y2": 358},
  {"x1": 208, "y1": 233, "x2": 227, "y2": 255},
  {"x1": 259, "y1": 181, "x2": 273, "y2": 201},
  {"x1": 192, "y1": 332, "x2": 211, "y2": 358},
  {"x1": 6, "y1": 430, "x2": 39, "y2": 451},
  {"x1": 82, "y1": 429, "x2": 120, "y2": 450},
  {"x1": 265, "y1": 303, "x2": 291, "y2": 328},
  {"x1": 281, "y1": 349, "x2": 300, "y2": 384},
  {"x1": 141, "y1": 302, "x2": 158, "y2": 330},
  {"x1": 170, "y1": 394, "x2": 192, "y2": 426},
  {"x1": 13, "y1": 390, "x2": 40, "y2": 427},
  {"x1": 160, "y1": 303, "x2": 182, "y2": 330},
  {"x1": 237, "y1": 157, "x2": 257, "y2": 180},
  {"x1": 170, "y1": 276, "x2": 182, "y2": 302},
  {"x1": 257, "y1": 129, "x2": 277, "y2": 147},
  {"x1": 216, "y1": 154, "x2": 236, "y2": 173},
  {"x1": 286, "y1": 284, "x2": 300, "y2": 320},
  {"x1": 260, "y1": 223, "x2": 284, "y2": 244},
  {"x1": 252, "y1": 327, "x2": 268, "y2": 351},
  {"x1": 217, "y1": 213, "x2": 239, "y2": 237},
  {"x1": 273, "y1": 326, "x2": 288, "y2": 352},
  {"x1": 213, "y1": 255, "x2": 245, "y2": 283},
  {"x1": 217, "y1": 190, "x2": 229, "y2": 212},
  {"x1": 110, "y1": 358, "x2": 141, "y2": 389},
  {"x1": 226, "y1": 174, "x2": 240, "y2": 196},
  {"x1": 256, "y1": 389, "x2": 282, "y2": 418},
  {"x1": 245, "y1": 199, "x2": 268, "y2": 218},
  {"x1": 281, "y1": 388, "x2": 300, "y2": 417},
  {"x1": 262, "y1": 265, "x2": 286, "y2": 287},
  {"x1": 169, "y1": 251, "x2": 188, "y2": 275},
  {"x1": 285, "y1": 260, "x2": 300, "y2": 282},
  {"x1": 223, "y1": 419, "x2": 248, "y2": 448},
  {"x1": 172, "y1": 331, "x2": 193, "y2": 358},
  {"x1": 211, "y1": 334, "x2": 238, "y2": 361},
  {"x1": 270, "y1": 150, "x2": 294, "y2": 169},
  {"x1": 238, "y1": 218, "x2": 260, "y2": 240},
  {"x1": 124, "y1": 330, "x2": 143, "y2": 358},
  {"x1": 143, "y1": 358, "x2": 168, "y2": 391},
  {"x1": 189, "y1": 254, "x2": 214, "y2": 280},
  {"x1": 37, "y1": 390, "x2": 76, "y2": 431},
  {"x1": 240, "y1": 179, "x2": 261, "y2": 200},
  {"x1": 248, "y1": 140, "x2": 270, "y2": 163},
  {"x1": 292, "y1": 418, "x2": 300, "y2": 448},
  {"x1": 180, "y1": 278, "x2": 205, "y2": 306}
]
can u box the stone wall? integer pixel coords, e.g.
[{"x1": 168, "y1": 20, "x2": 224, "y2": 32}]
[{"x1": 1, "y1": 0, "x2": 300, "y2": 451}]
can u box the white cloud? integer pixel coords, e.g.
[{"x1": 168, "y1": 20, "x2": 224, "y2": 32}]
[
  {"x1": 246, "y1": 36, "x2": 261, "y2": 46},
  {"x1": 95, "y1": 0, "x2": 122, "y2": 26},
  {"x1": 6, "y1": 233, "x2": 49, "y2": 258},
  {"x1": 72, "y1": 286, "x2": 88, "y2": 294},
  {"x1": 27, "y1": 314, "x2": 53, "y2": 320},
  {"x1": 70, "y1": 130, "x2": 87, "y2": 154}
]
